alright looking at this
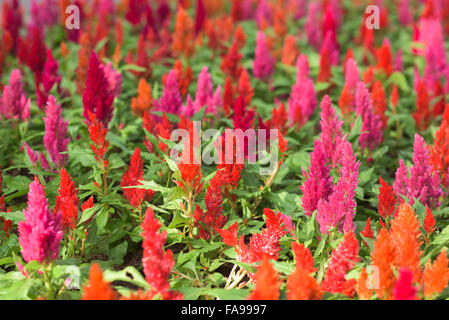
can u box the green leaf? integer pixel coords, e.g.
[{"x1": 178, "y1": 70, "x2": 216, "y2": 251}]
[{"x1": 0, "y1": 211, "x2": 24, "y2": 224}]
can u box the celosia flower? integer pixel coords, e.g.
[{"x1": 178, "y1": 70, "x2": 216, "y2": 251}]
[
  {"x1": 193, "y1": 166, "x2": 227, "y2": 239},
  {"x1": 121, "y1": 148, "x2": 154, "y2": 208},
  {"x1": 192, "y1": 66, "x2": 222, "y2": 115},
  {"x1": 319, "y1": 95, "x2": 345, "y2": 167},
  {"x1": 281, "y1": 35, "x2": 299, "y2": 66},
  {"x1": 154, "y1": 70, "x2": 183, "y2": 115},
  {"x1": 215, "y1": 222, "x2": 238, "y2": 247},
  {"x1": 220, "y1": 41, "x2": 243, "y2": 81},
  {"x1": 237, "y1": 69, "x2": 254, "y2": 106},
  {"x1": 82, "y1": 263, "x2": 118, "y2": 300},
  {"x1": 393, "y1": 134, "x2": 442, "y2": 209},
  {"x1": 43, "y1": 96, "x2": 70, "y2": 168},
  {"x1": 0, "y1": 69, "x2": 30, "y2": 120},
  {"x1": 393, "y1": 268, "x2": 416, "y2": 300},
  {"x1": 171, "y1": 6, "x2": 195, "y2": 58},
  {"x1": 88, "y1": 112, "x2": 109, "y2": 170},
  {"x1": 36, "y1": 49, "x2": 62, "y2": 109},
  {"x1": 370, "y1": 228, "x2": 396, "y2": 300},
  {"x1": 131, "y1": 78, "x2": 152, "y2": 116},
  {"x1": 430, "y1": 110, "x2": 449, "y2": 186},
  {"x1": 305, "y1": 2, "x2": 321, "y2": 50},
  {"x1": 371, "y1": 81, "x2": 388, "y2": 129},
  {"x1": 253, "y1": 31, "x2": 275, "y2": 80},
  {"x1": 378, "y1": 177, "x2": 397, "y2": 224},
  {"x1": 413, "y1": 81, "x2": 431, "y2": 131},
  {"x1": 355, "y1": 82, "x2": 383, "y2": 152},
  {"x1": 82, "y1": 52, "x2": 114, "y2": 126},
  {"x1": 398, "y1": 0, "x2": 412, "y2": 26},
  {"x1": 2, "y1": 0, "x2": 22, "y2": 53},
  {"x1": 255, "y1": 0, "x2": 271, "y2": 28},
  {"x1": 18, "y1": 25, "x2": 47, "y2": 77},
  {"x1": 248, "y1": 257, "x2": 281, "y2": 300},
  {"x1": 103, "y1": 62, "x2": 122, "y2": 98},
  {"x1": 31, "y1": 0, "x2": 58, "y2": 29},
  {"x1": 125, "y1": 0, "x2": 146, "y2": 26},
  {"x1": 141, "y1": 207, "x2": 183, "y2": 300},
  {"x1": 423, "y1": 249, "x2": 449, "y2": 298},
  {"x1": 375, "y1": 40, "x2": 393, "y2": 77},
  {"x1": 361, "y1": 217, "x2": 374, "y2": 239},
  {"x1": 316, "y1": 141, "x2": 360, "y2": 234},
  {"x1": 424, "y1": 206, "x2": 436, "y2": 235},
  {"x1": 390, "y1": 203, "x2": 423, "y2": 283},
  {"x1": 288, "y1": 56, "x2": 317, "y2": 127},
  {"x1": 194, "y1": 0, "x2": 206, "y2": 35},
  {"x1": 355, "y1": 268, "x2": 373, "y2": 300},
  {"x1": 18, "y1": 177, "x2": 63, "y2": 263},
  {"x1": 300, "y1": 140, "x2": 333, "y2": 216},
  {"x1": 321, "y1": 231, "x2": 360, "y2": 297},
  {"x1": 54, "y1": 168, "x2": 79, "y2": 231}
]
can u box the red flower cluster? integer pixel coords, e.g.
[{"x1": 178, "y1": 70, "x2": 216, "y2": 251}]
[
  {"x1": 141, "y1": 208, "x2": 182, "y2": 300},
  {"x1": 120, "y1": 148, "x2": 154, "y2": 209},
  {"x1": 54, "y1": 168, "x2": 79, "y2": 231}
]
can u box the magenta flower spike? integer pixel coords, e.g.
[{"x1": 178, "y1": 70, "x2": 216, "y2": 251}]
[
  {"x1": 300, "y1": 140, "x2": 333, "y2": 217},
  {"x1": 0, "y1": 69, "x2": 30, "y2": 121},
  {"x1": 43, "y1": 96, "x2": 70, "y2": 168},
  {"x1": 154, "y1": 69, "x2": 183, "y2": 115},
  {"x1": 316, "y1": 141, "x2": 359, "y2": 234},
  {"x1": 103, "y1": 62, "x2": 122, "y2": 98},
  {"x1": 18, "y1": 177, "x2": 63, "y2": 263},
  {"x1": 319, "y1": 95, "x2": 345, "y2": 167},
  {"x1": 253, "y1": 31, "x2": 275, "y2": 80},
  {"x1": 82, "y1": 51, "x2": 114, "y2": 126},
  {"x1": 355, "y1": 82, "x2": 383, "y2": 152},
  {"x1": 398, "y1": 0, "x2": 412, "y2": 26}
]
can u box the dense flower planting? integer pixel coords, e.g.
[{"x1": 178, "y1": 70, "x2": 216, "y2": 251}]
[{"x1": 1, "y1": 0, "x2": 449, "y2": 301}]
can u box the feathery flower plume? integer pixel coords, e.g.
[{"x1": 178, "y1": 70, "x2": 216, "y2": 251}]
[
  {"x1": 398, "y1": 0, "x2": 412, "y2": 26},
  {"x1": 361, "y1": 217, "x2": 374, "y2": 239},
  {"x1": 36, "y1": 49, "x2": 62, "y2": 109},
  {"x1": 305, "y1": 2, "x2": 321, "y2": 50},
  {"x1": 287, "y1": 242, "x2": 322, "y2": 300},
  {"x1": 131, "y1": 78, "x2": 152, "y2": 116},
  {"x1": 103, "y1": 62, "x2": 122, "y2": 98},
  {"x1": 281, "y1": 35, "x2": 299, "y2": 66},
  {"x1": 318, "y1": 95, "x2": 344, "y2": 167},
  {"x1": 220, "y1": 41, "x2": 243, "y2": 81},
  {"x1": 321, "y1": 232, "x2": 360, "y2": 297},
  {"x1": 316, "y1": 141, "x2": 360, "y2": 234},
  {"x1": 154, "y1": 70, "x2": 183, "y2": 115},
  {"x1": 424, "y1": 206, "x2": 436, "y2": 235},
  {"x1": 393, "y1": 134, "x2": 442, "y2": 209},
  {"x1": 193, "y1": 66, "x2": 222, "y2": 115},
  {"x1": 378, "y1": 177, "x2": 397, "y2": 224},
  {"x1": 371, "y1": 81, "x2": 388, "y2": 129},
  {"x1": 423, "y1": 249, "x2": 449, "y2": 298},
  {"x1": 253, "y1": 31, "x2": 275, "y2": 80},
  {"x1": 0, "y1": 69, "x2": 30, "y2": 120},
  {"x1": 288, "y1": 55, "x2": 317, "y2": 127},
  {"x1": 413, "y1": 81, "x2": 431, "y2": 131},
  {"x1": 194, "y1": 0, "x2": 206, "y2": 35},
  {"x1": 141, "y1": 208, "x2": 183, "y2": 300},
  {"x1": 355, "y1": 82, "x2": 383, "y2": 152},
  {"x1": 43, "y1": 96, "x2": 70, "y2": 168},
  {"x1": 1, "y1": 0, "x2": 22, "y2": 53},
  {"x1": 371, "y1": 228, "x2": 396, "y2": 299},
  {"x1": 31, "y1": 0, "x2": 58, "y2": 29},
  {"x1": 430, "y1": 108, "x2": 449, "y2": 186},
  {"x1": 88, "y1": 112, "x2": 109, "y2": 170},
  {"x1": 18, "y1": 25, "x2": 47, "y2": 77},
  {"x1": 54, "y1": 168, "x2": 79, "y2": 231},
  {"x1": 300, "y1": 140, "x2": 332, "y2": 217},
  {"x1": 393, "y1": 268, "x2": 416, "y2": 300},
  {"x1": 82, "y1": 263, "x2": 118, "y2": 300},
  {"x1": 237, "y1": 69, "x2": 254, "y2": 106},
  {"x1": 248, "y1": 257, "x2": 281, "y2": 300},
  {"x1": 171, "y1": 6, "x2": 195, "y2": 58},
  {"x1": 390, "y1": 203, "x2": 423, "y2": 283},
  {"x1": 82, "y1": 52, "x2": 114, "y2": 126},
  {"x1": 121, "y1": 148, "x2": 154, "y2": 209},
  {"x1": 18, "y1": 177, "x2": 63, "y2": 263},
  {"x1": 355, "y1": 268, "x2": 372, "y2": 300}
]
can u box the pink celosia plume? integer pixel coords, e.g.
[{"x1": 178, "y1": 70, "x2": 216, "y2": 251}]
[{"x1": 0, "y1": 69, "x2": 30, "y2": 120}]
